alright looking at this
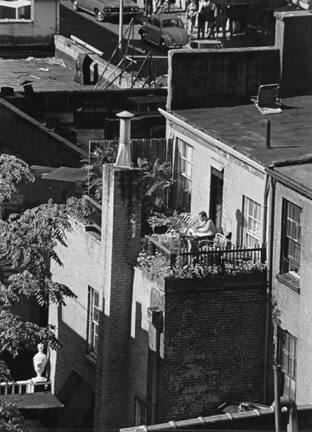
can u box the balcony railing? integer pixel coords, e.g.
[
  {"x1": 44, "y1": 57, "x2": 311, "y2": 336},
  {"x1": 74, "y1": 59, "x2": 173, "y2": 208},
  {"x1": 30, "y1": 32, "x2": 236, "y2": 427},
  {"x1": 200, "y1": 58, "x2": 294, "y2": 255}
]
[
  {"x1": 0, "y1": 380, "x2": 51, "y2": 395},
  {"x1": 143, "y1": 234, "x2": 266, "y2": 271}
]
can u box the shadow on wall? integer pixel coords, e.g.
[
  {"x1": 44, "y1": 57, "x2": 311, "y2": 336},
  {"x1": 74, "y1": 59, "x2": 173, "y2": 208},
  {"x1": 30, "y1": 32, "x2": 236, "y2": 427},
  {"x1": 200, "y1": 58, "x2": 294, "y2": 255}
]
[
  {"x1": 235, "y1": 208, "x2": 245, "y2": 248},
  {"x1": 53, "y1": 305, "x2": 95, "y2": 430}
]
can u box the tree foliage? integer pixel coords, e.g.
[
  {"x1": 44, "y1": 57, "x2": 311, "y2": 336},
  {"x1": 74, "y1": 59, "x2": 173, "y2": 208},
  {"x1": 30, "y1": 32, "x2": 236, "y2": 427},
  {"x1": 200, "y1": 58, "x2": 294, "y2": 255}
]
[
  {"x1": 0, "y1": 155, "x2": 91, "y2": 430},
  {"x1": 0, "y1": 398, "x2": 25, "y2": 432},
  {"x1": 87, "y1": 143, "x2": 174, "y2": 215},
  {"x1": 0, "y1": 155, "x2": 34, "y2": 203}
]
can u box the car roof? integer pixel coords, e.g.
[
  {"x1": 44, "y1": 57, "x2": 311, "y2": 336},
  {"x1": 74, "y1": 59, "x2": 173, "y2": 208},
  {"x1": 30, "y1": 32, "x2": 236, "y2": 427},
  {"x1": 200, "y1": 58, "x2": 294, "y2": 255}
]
[{"x1": 152, "y1": 13, "x2": 182, "y2": 19}]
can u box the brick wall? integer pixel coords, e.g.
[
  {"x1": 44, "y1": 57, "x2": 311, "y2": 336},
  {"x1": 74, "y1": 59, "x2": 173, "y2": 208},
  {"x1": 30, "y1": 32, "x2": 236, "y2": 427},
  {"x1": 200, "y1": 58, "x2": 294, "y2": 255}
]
[
  {"x1": 127, "y1": 268, "x2": 267, "y2": 424},
  {"x1": 128, "y1": 268, "x2": 165, "y2": 426},
  {"x1": 95, "y1": 165, "x2": 143, "y2": 432},
  {"x1": 49, "y1": 218, "x2": 104, "y2": 426},
  {"x1": 159, "y1": 274, "x2": 267, "y2": 421},
  {"x1": 167, "y1": 47, "x2": 280, "y2": 110},
  {"x1": 272, "y1": 182, "x2": 312, "y2": 404}
]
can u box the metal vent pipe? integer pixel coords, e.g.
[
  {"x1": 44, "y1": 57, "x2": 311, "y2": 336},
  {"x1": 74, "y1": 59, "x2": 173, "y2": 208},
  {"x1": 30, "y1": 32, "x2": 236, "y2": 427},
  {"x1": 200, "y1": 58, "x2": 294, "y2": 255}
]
[{"x1": 114, "y1": 110, "x2": 134, "y2": 169}]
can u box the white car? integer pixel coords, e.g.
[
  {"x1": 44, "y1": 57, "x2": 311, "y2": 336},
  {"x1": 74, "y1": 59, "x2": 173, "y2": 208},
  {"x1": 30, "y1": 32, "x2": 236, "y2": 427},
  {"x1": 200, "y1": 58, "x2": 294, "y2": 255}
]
[{"x1": 72, "y1": 0, "x2": 141, "y2": 22}]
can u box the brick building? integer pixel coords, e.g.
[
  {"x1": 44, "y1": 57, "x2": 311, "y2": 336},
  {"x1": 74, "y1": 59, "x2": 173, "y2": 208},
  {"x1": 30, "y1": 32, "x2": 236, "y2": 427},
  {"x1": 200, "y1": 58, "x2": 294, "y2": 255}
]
[
  {"x1": 49, "y1": 159, "x2": 267, "y2": 430},
  {"x1": 156, "y1": 9, "x2": 312, "y2": 409},
  {"x1": 266, "y1": 162, "x2": 312, "y2": 405},
  {"x1": 46, "y1": 9, "x2": 312, "y2": 431}
]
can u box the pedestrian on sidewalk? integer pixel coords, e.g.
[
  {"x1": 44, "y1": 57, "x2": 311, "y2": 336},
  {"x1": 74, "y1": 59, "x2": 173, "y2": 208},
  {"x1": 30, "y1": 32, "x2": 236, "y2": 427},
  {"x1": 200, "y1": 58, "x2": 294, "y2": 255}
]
[
  {"x1": 186, "y1": 0, "x2": 197, "y2": 34},
  {"x1": 197, "y1": 0, "x2": 215, "y2": 38}
]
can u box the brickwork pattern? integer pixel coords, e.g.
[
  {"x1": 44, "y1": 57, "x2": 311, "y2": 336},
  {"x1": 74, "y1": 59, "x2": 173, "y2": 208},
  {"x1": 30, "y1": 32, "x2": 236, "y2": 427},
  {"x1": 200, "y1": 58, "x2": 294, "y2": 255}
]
[
  {"x1": 50, "y1": 219, "x2": 104, "y2": 393},
  {"x1": 159, "y1": 276, "x2": 267, "y2": 421},
  {"x1": 272, "y1": 182, "x2": 312, "y2": 404},
  {"x1": 167, "y1": 48, "x2": 280, "y2": 110},
  {"x1": 95, "y1": 166, "x2": 143, "y2": 431}
]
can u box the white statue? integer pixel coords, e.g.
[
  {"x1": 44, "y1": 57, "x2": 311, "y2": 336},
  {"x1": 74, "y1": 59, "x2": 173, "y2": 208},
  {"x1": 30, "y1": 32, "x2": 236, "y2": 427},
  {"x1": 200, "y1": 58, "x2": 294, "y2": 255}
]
[{"x1": 32, "y1": 343, "x2": 48, "y2": 382}]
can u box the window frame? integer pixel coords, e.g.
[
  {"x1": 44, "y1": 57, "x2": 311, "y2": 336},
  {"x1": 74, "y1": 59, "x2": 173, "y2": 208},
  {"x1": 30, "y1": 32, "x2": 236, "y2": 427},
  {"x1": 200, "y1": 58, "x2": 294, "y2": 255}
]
[
  {"x1": 134, "y1": 396, "x2": 147, "y2": 426},
  {"x1": 280, "y1": 328, "x2": 297, "y2": 400},
  {"x1": 0, "y1": 0, "x2": 33, "y2": 23},
  {"x1": 87, "y1": 286, "x2": 101, "y2": 355},
  {"x1": 242, "y1": 195, "x2": 261, "y2": 248},
  {"x1": 280, "y1": 199, "x2": 302, "y2": 278},
  {"x1": 177, "y1": 138, "x2": 193, "y2": 212}
]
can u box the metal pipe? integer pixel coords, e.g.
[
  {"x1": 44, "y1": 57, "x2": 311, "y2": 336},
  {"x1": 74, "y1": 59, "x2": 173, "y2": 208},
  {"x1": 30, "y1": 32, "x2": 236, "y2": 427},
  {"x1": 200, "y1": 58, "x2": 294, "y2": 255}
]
[
  {"x1": 263, "y1": 173, "x2": 274, "y2": 403},
  {"x1": 119, "y1": 0, "x2": 124, "y2": 55},
  {"x1": 266, "y1": 120, "x2": 271, "y2": 149},
  {"x1": 114, "y1": 111, "x2": 134, "y2": 168},
  {"x1": 273, "y1": 364, "x2": 282, "y2": 432},
  {"x1": 70, "y1": 35, "x2": 103, "y2": 56}
]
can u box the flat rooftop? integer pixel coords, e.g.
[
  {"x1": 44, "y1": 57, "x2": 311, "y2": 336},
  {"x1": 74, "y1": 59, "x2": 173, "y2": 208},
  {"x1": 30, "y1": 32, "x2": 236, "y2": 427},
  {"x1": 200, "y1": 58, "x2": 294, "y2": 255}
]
[
  {"x1": 0, "y1": 57, "x2": 97, "y2": 92},
  {"x1": 273, "y1": 163, "x2": 312, "y2": 195},
  {"x1": 173, "y1": 95, "x2": 312, "y2": 167}
]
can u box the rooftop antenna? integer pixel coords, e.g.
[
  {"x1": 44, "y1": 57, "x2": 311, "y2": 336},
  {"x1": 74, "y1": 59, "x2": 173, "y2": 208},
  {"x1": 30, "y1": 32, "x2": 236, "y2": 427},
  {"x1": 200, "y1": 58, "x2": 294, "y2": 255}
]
[{"x1": 114, "y1": 111, "x2": 135, "y2": 169}]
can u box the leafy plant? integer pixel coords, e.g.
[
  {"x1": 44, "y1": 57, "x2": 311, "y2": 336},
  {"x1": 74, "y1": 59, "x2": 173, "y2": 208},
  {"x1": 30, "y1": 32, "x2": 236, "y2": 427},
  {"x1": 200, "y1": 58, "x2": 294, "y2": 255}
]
[
  {"x1": 0, "y1": 398, "x2": 25, "y2": 432},
  {"x1": 137, "y1": 251, "x2": 266, "y2": 282},
  {"x1": 0, "y1": 155, "x2": 34, "y2": 203},
  {"x1": 0, "y1": 155, "x2": 91, "y2": 430}
]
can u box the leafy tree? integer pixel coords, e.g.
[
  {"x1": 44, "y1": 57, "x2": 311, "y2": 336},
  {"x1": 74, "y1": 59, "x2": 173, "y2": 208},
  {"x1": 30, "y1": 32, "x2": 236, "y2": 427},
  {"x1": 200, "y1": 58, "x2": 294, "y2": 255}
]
[{"x1": 0, "y1": 154, "x2": 90, "y2": 431}]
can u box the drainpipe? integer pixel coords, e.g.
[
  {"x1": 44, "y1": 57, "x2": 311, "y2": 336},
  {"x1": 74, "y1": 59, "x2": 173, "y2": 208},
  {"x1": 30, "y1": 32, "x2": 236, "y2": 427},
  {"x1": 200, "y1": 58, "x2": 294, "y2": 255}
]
[
  {"x1": 262, "y1": 172, "x2": 269, "y2": 401},
  {"x1": 263, "y1": 174, "x2": 276, "y2": 403},
  {"x1": 273, "y1": 364, "x2": 282, "y2": 432},
  {"x1": 282, "y1": 398, "x2": 298, "y2": 432},
  {"x1": 262, "y1": 173, "x2": 270, "y2": 257}
]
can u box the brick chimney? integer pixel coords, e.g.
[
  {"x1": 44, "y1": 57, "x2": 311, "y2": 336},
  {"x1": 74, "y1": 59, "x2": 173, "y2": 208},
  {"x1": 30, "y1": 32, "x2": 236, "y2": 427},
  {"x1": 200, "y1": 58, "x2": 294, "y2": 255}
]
[{"x1": 94, "y1": 160, "x2": 142, "y2": 430}]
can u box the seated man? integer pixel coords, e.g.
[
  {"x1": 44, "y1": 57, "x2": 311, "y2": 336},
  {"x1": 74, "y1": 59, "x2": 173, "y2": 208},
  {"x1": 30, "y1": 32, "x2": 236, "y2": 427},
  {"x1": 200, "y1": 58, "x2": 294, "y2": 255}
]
[
  {"x1": 188, "y1": 211, "x2": 216, "y2": 252},
  {"x1": 189, "y1": 211, "x2": 216, "y2": 238}
]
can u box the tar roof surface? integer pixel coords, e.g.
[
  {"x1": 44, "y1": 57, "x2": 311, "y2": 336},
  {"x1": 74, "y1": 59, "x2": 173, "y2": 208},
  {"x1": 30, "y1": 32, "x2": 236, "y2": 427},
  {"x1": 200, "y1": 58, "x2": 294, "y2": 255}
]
[
  {"x1": 0, "y1": 57, "x2": 107, "y2": 92},
  {"x1": 274, "y1": 163, "x2": 312, "y2": 194},
  {"x1": 173, "y1": 95, "x2": 312, "y2": 167}
]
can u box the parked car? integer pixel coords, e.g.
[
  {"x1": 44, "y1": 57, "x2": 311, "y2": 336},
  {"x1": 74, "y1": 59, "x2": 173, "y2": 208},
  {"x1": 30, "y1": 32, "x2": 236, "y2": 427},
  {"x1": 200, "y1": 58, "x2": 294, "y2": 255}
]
[
  {"x1": 139, "y1": 14, "x2": 189, "y2": 50},
  {"x1": 72, "y1": 0, "x2": 141, "y2": 22}
]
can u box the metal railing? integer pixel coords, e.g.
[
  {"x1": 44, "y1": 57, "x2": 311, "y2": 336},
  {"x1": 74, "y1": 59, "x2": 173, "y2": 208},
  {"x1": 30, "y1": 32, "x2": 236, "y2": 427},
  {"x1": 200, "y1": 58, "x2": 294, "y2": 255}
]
[
  {"x1": 0, "y1": 380, "x2": 51, "y2": 395},
  {"x1": 143, "y1": 235, "x2": 266, "y2": 270}
]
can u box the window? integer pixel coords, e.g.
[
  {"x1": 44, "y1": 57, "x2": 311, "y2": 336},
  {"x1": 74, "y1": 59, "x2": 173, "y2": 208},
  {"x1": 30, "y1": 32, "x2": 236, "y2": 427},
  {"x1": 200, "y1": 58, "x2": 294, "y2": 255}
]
[
  {"x1": 281, "y1": 200, "x2": 301, "y2": 277},
  {"x1": 88, "y1": 287, "x2": 100, "y2": 354},
  {"x1": 134, "y1": 397, "x2": 146, "y2": 426},
  {"x1": 0, "y1": 0, "x2": 32, "y2": 21},
  {"x1": 177, "y1": 139, "x2": 193, "y2": 212},
  {"x1": 280, "y1": 329, "x2": 297, "y2": 400},
  {"x1": 243, "y1": 196, "x2": 261, "y2": 248}
]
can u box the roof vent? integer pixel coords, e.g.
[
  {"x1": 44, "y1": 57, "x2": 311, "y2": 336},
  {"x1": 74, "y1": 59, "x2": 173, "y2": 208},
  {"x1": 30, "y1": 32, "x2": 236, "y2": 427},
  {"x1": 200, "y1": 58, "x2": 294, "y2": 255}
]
[
  {"x1": 251, "y1": 84, "x2": 282, "y2": 115},
  {"x1": 114, "y1": 111, "x2": 134, "y2": 169}
]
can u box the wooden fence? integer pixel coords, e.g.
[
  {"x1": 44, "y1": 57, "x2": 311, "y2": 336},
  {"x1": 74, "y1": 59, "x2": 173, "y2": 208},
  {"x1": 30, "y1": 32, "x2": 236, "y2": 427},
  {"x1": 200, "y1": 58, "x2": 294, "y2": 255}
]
[{"x1": 89, "y1": 138, "x2": 173, "y2": 166}]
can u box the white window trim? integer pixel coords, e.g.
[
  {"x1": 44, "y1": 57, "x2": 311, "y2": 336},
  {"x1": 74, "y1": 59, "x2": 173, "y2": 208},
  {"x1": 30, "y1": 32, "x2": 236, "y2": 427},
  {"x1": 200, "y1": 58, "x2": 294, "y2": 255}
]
[
  {"x1": 0, "y1": 0, "x2": 34, "y2": 23},
  {"x1": 243, "y1": 195, "x2": 261, "y2": 248}
]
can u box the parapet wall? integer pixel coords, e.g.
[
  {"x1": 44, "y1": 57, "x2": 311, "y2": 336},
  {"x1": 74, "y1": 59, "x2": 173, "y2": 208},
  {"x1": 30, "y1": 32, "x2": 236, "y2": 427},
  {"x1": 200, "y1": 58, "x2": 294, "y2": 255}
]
[{"x1": 167, "y1": 47, "x2": 280, "y2": 110}]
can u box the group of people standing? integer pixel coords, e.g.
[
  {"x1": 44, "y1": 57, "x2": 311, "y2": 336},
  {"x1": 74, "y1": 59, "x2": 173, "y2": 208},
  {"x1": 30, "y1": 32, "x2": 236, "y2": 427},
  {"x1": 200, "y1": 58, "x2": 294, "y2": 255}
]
[{"x1": 186, "y1": 0, "x2": 218, "y2": 38}]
